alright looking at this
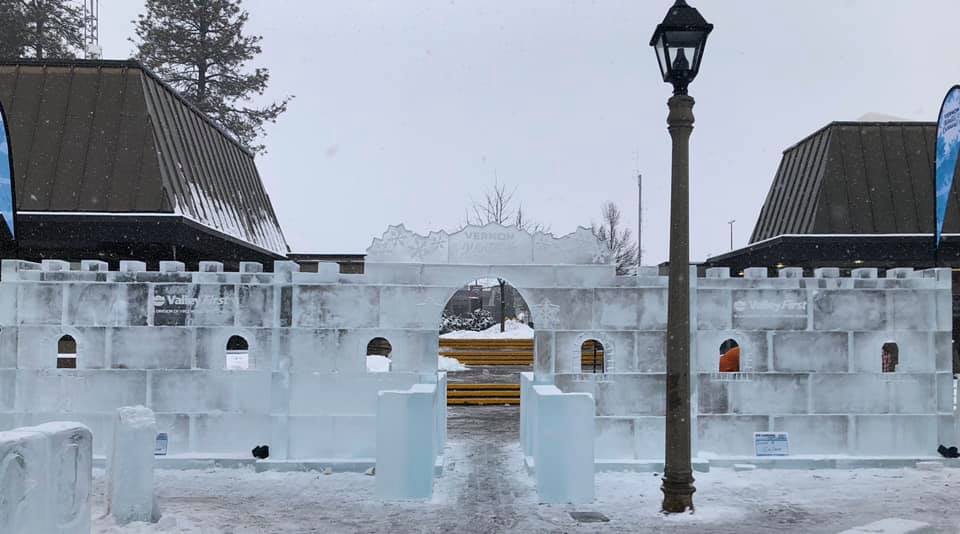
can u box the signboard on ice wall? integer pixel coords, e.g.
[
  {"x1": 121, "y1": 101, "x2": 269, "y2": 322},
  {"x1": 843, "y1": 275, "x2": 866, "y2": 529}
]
[
  {"x1": 0, "y1": 100, "x2": 15, "y2": 240},
  {"x1": 754, "y1": 432, "x2": 789, "y2": 456},
  {"x1": 935, "y1": 86, "x2": 960, "y2": 247}
]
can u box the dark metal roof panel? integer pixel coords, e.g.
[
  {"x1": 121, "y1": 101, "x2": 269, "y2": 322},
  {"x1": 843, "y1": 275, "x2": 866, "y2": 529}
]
[
  {"x1": 749, "y1": 157, "x2": 786, "y2": 242},
  {"x1": 776, "y1": 133, "x2": 813, "y2": 236},
  {"x1": 858, "y1": 125, "x2": 897, "y2": 233},
  {"x1": 137, "y1": 69, "x2": 287, "y2": 255},
  {"x1": 796, "y1": 127, "x2": 831, "y2": 233},
  {"x1": 751, "y1": 126, "x2": 831, "y2": 242},
  {"x1": 0, "y1": 59, "x2": 288, "y2": 256},
  {"x1": 751, "y1": 121, "x2": 960, "y2": 242},
  {"x1": 878, "y1": 125, "x2": 920, "y2": 232},
  {"x1": 0, "y1": 63, "x2": 167, "y2": 213},
  {"x1": 23, "y1": 67, "x2": 68, "y2": 210},
  {"x1": 818, "y1": 139, "x2": 851, "y2": 233},
  {"x1": 901, "y1": 124, "x2": 936, "y2": 232},
  {"x1": 81, "y1": 67, "x2": 127, "y2": 211},
  {"x1": 835, "y1": 125, "x2": 874, "y2": 233}
]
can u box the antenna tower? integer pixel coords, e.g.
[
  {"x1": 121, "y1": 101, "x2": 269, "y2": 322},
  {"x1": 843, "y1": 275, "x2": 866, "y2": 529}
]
[{"x1": 82, "y1": 0, "x2": 101, "y2": 59}]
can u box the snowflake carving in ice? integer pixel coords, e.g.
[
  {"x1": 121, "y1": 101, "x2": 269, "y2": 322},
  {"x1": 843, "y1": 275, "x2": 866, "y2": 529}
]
[
  {"x1": 409, "y1": 233, "x2": 445, "y2": 261},
  {"x1": 531, "y1": 298, "x2": 561, "y2": 328},
  {"x1": 380, "y1": 225, "x2": 411, "y2": 250},
  {"x1": 367, "y1": 225, "x2": 450, "y2": 262}
]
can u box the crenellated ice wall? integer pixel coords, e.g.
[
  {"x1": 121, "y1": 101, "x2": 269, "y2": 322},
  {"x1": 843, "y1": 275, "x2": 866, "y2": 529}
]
[
  {"x1": 0, "y1": 223, "x2": 954, "y2": 465},
  {"x1": 549, "y1": 265, "x2": 956, "y2": 461},
  {"x1": 0, "y1": 258, "x2": 438, "y2": 460}
]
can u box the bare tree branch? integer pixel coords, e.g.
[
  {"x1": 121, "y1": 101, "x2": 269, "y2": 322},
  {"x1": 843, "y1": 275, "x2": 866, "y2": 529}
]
[{"x1": 592, "y1": 201, "x2": 638, "y2": 275}]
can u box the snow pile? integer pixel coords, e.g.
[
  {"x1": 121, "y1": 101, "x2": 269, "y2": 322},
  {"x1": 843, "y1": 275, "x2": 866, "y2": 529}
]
[
  {"x1": 366, "y1": 355, "x2": 391, "y2": 372},
  {"x1": 440, "y1": 320, "x2": 533, "y2": 340},
  {"x1": 438, "y1": 355, "x2": 468, "y2": 371},
  {"x1": 440, "y1": 309, "x2": 496, "y2": 333}
]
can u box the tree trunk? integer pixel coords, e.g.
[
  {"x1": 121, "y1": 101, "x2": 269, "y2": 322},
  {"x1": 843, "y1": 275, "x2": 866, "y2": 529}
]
[
  {"x1": 34, "y1": 17, "x2": 43, "y2": 59},
  {"x1": 197, "y1": 19, "x2": 208, "y2": 105}
]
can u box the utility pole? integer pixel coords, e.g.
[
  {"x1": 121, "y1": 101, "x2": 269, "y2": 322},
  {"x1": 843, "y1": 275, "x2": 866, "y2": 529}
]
[
  {"x1": 637, "y1": 173, "x2": 642, "y2": 271},
  {"x1": 727, "y1": 219, "x2": 735, "y2": 251}
]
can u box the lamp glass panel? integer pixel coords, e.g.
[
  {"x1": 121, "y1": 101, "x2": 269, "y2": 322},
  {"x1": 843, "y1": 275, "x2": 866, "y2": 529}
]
[{"x1": 655, "y1": 36, "x2": 669, "y2": 77}]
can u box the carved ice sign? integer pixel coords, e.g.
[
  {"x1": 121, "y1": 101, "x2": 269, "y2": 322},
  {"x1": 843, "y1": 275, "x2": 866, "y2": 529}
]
[
  {"x1": 366, "y1": 223, "x2": 611, "y2": 265},
  {"x1": 448, "y1": 226, "x2": 532, "y2": 264}
]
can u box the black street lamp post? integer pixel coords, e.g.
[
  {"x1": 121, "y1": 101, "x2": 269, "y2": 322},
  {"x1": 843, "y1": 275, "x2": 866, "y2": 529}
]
[{"x1": 649, "y1": 0, "x2": 713, "y2": 514}]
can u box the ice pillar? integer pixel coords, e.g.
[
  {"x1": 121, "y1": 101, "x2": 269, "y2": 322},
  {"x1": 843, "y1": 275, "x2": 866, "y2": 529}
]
[{"x1": 108, "y1": 405, "x2": 159, "y2": 524}]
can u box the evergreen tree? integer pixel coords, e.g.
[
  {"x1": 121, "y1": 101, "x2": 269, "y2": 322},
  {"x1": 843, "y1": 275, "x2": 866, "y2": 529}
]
[
  {"x1": 132, "y1": 0, "x2": 291, "y2": 155},
  {"x1": 0, "y1": 0, "x2": 83, "y2": 59},
  {"x1": 0, "y1": 1, "x2": 27, "y2": 57}
]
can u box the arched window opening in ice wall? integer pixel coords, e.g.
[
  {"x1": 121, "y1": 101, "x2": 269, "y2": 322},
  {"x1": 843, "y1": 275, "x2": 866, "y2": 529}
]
[
  {"x1": 581, "y1": 339, "x2": 605, "y2": 373},
  {"x1": 719, "y1": 338, "x2": 740, "y2": 373},
  {"x1": 57, "y1": 334, "x2": 77, "y2": 369},
  {"x1": 881, "y1": 341, "x2": 899, "y2": 373},
  {"x1": 226, "y1": 335, "x2": 250, "y2": 370},
  {"x1": 367, "y1": 337, "x2": 392, "y2": 372}
]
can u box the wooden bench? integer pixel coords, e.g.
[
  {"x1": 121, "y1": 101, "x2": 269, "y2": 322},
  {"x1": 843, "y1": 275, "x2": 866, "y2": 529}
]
[
  {"x1": 447, "y1": 383, "x2": 521, "y2": 405},
  {"x1": 440, "y1": 338, "x2": 534, "y2": 366}
]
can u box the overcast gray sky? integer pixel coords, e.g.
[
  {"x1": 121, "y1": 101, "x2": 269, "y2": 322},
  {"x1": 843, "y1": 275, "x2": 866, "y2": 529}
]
[{"x1": 98, "y1": 0, "x2": 960, "y2": 263}]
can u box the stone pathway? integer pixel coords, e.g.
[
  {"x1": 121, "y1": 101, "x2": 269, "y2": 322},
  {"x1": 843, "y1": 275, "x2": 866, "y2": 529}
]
[{"x1": 443, "y1": 406, "x2": 528, "y2": 533}]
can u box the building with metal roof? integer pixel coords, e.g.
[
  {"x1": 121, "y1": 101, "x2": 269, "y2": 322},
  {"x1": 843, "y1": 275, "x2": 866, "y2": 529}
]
[
  {"x1": 707, "y1": 120, "x2": 960, "y2": 272},
  {"x1": 0, "y1": 58, "x2": 288, "y2": 268}
]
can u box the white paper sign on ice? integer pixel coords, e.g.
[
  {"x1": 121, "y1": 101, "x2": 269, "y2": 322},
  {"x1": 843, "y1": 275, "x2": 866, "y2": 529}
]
[
  {"x1": 754, "y1": 432, "x2": 789, "y2": 456},
  {"x1": 226, "y1": 351, "x2": 250, "y2": 370}
]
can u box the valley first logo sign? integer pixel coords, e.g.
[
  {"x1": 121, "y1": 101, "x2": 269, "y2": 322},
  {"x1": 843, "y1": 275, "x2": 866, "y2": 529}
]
[
  {"x1": 152, "y1": 285, "x2": 233, "y2": 325},
  {"x1": 152, "y1": 294, "x2": 227, "y2": 308},
  {"x1": 733, "y1": 298, "x2": 807, "y2": 316}
]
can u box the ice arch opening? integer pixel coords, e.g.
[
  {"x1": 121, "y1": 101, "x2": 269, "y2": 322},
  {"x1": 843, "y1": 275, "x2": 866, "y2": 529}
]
[{"x1": 440, "y1": 277, "x2": 534, "y2": 406}]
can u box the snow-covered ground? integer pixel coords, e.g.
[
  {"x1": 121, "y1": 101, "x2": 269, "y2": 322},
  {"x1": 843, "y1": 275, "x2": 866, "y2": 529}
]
[
  {"x1": 91, "y1": 407, "x2": 960, "y2": 533},
  {"x1": 440, "y1": 320, "x2": 534, "y2": 340},
  {"x1": 365, "y1": 354, "x2": 391, "y2": 372},
  {"x1": 438, "y1": 355, "x2": 468, "y2": 371}
]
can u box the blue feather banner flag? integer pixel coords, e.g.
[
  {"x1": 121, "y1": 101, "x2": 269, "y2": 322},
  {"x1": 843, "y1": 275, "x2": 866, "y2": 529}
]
[
  {"x1": 935, "y1": 86, "x2": 960, "y2": 248},
  {"x1": 0, "y1": 101, "x2": 15, "y2": 240}
]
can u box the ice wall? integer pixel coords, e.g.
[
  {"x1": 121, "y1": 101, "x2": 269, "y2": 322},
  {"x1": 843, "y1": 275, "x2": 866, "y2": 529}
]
[
  {"x1": 0, "y1": 228, "x2": 953, "y2": 468},
  {"x1": 545, "y1": 266, "x2": 954, "y2": 460},
  {"x1": 0, "y1": 259, "x2": 430, "y2": 460},
  {"x1": 692, "y1": 266, "x2": 955, "y2": 457}
]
